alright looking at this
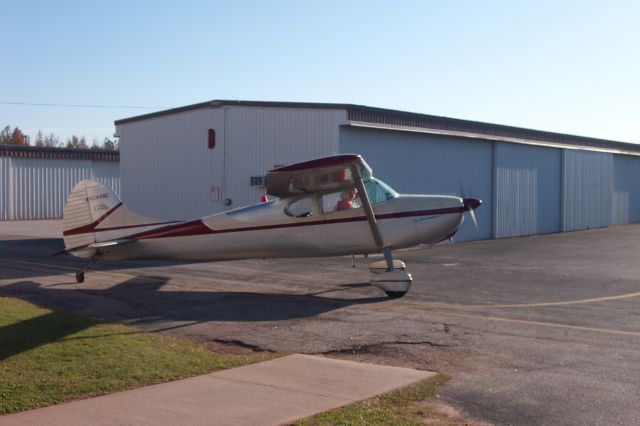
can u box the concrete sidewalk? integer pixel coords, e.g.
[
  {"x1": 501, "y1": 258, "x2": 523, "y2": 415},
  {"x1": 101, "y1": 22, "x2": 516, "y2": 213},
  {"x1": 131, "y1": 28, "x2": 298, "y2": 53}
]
[{"x1": 0, "y1": 354, "x2": 434, "y2": 426}]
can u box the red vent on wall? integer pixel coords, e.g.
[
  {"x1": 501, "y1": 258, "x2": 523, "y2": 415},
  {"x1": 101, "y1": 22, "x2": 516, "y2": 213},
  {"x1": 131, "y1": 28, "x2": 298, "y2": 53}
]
[{"x1": 208, "y1": 129, "x2": 216, "y2": 149}]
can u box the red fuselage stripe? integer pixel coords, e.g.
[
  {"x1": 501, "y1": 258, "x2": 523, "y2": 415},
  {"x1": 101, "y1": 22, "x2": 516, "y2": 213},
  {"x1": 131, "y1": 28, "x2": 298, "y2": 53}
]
[{"x1": 129, "y1": 205, "x2": 466, "y2": 241}]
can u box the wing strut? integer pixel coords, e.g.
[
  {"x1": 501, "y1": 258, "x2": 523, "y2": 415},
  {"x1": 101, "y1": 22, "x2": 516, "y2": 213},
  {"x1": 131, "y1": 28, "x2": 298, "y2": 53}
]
[{"x1": 350, "y1": 165, "x2": 395, "y2": 271}]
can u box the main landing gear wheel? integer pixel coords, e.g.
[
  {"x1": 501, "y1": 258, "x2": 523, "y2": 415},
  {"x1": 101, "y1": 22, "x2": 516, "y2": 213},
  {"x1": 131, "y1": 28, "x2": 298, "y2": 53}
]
[
  {"x1": 370, "y1": 269, "x2": 413, "y2": 299},
  {"x1": 75, "y1": 271, "x2": 85, "y2": 283},
  {"x1": 384, "y1": 291, "x2": 408, "y2": 299}
]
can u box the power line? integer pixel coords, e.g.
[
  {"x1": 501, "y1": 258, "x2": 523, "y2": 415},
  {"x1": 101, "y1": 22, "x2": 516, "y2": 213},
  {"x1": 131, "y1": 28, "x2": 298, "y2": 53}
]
[{"x1": 0, "y1": 101, "x2": 170, "y2": 109}]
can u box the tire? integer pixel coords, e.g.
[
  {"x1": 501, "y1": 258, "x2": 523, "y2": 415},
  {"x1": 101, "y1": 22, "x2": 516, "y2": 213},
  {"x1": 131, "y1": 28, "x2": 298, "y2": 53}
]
[
  {"x1": 75, "y1": 271, "x2": 85, "y2": 283},
  {"x1": 385, "y1": 291, "x2": 407, "y2": 299}
]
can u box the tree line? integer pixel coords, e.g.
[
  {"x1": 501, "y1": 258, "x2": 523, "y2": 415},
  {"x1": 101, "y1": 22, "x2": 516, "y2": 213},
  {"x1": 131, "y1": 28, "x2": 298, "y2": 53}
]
[{"x1": 0, "y1": 125, "x2": 118, "y2": 150}]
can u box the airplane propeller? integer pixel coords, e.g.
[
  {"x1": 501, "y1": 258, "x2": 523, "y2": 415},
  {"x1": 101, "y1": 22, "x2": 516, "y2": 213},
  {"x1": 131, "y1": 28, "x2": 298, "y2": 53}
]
[
  {"x1": 463, "y1": 197, "x2": 481, "y2": 229},
  {"x1": 459, "y1": 183, "x2": 482, "y2": 230}
]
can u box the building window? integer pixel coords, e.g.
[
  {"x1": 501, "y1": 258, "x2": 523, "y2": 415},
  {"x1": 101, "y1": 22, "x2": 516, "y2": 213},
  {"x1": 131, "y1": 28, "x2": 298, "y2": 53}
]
[{"x1": 208, "y1": 128, "x2": 216, "y2": 149}]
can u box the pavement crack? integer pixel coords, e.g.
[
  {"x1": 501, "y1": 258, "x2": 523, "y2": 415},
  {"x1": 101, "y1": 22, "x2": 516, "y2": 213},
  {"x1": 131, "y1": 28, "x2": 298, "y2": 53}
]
[{"x1": 211, "y1": 338, "x2": 275, "y2": 352}]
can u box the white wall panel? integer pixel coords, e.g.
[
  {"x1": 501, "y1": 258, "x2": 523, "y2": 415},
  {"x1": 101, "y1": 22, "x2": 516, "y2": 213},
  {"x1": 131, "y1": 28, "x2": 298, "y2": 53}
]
[
  {"x1": 118, "y1": 109, "x2": 225, "y2": 220},
  {"x1": 340, "y1": 127, "x2": 493, "y2": 241},
  {"x1": 563, "y1": 150, "x2": 613, "y2": 231},
  {"x1": 494, "y1": 143, "x2": 561, "y2": 238},
  {"x1": 118, "y1": 106, "x2": 346, "y2": 219},
  {"x1": 223, "y1": 107, "x2": 346, "y2": 210}
]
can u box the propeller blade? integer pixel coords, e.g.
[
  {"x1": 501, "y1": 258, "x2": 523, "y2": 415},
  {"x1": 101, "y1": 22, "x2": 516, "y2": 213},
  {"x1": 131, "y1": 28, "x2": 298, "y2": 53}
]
[
  {"x1": 469, "y1": 206, "x2": 478, "y2": 229},
  {"x1": 462, "y1": 198, "x2": 482, "y2": 230}
]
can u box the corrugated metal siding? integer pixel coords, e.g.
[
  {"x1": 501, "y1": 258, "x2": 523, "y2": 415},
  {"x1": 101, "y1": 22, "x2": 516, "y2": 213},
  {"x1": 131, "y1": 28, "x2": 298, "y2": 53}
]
[
  {"x1": 494, "y1": 143, "x2": 561, "y2": 238},
  {"x1": 117, "y1": 109, "x2": 226, "y2": 220},
  {"x1": 117, "y1": 106, "x2": 346, "y2": 219},
  {"x1": 340, "y1": 127, "x2": 493, "y2": 241},
  {"x1": 563, "y1": 150, "x2": 613, "y2": 231},
  {"x1": 0, "y1": 157, "x2": 9, "y2": 220},
  {"x1": 4, "y1": 158, "x2": 119, "y2": 220},
  {"x1": 612, "y1": 155, "x2": 640, "y2": 225},
  {"x1": 223, "y1": 107, "x2": 347, "y2": 210}
]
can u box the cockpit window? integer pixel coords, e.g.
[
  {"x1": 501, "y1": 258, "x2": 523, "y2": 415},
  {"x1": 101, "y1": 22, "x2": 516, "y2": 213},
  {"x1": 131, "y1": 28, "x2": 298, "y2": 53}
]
[
  {"x1": 285, "y1": 197, "x2": 314, "y2": 218},
  {"x1": 321, "y1": 189, "x2": 361, "y2": 213},
  {"x1": 364, "y1": 178, "x2": 398, "y2": 204},
  {"x1": 319, "y1": 178, "x2": 397, "y2": 214}
]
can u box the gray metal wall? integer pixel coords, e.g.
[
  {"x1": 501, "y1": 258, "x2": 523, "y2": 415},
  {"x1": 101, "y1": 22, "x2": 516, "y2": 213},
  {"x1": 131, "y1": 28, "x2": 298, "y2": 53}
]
[
  {"x1": 0, "y1": 157, "x2": 9, "y2": 220},
  {"x1": 0, "y1": 157, "x2": 120, "y2": 220},
  {"x1": 340, "y1": 127, "x2": 493, "y2": 242},
  {"x1": 562, "y1": 150, "x2": 614, "y2": 231},
  {"x1": 494, "y1": 143, "x2": 562, "y2": 238},
  {"x1": 117, "y1": 106, "x2": 346, "y2": 220},
  {"x1": 612, "y1": 155, "x2": 640, "y2": 225}
]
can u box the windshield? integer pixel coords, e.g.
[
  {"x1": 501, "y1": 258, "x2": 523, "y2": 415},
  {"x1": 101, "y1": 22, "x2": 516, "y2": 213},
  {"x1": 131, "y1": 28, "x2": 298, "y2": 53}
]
[{"x1": 363, "y1": 178, "x2": 398, "y2": 204}]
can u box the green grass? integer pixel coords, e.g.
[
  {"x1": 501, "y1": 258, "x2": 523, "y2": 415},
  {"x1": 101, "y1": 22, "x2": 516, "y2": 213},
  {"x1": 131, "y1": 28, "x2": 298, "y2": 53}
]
[
  {"x1": 296, "y1": 373, "x2": 452, "y2": 426},
  {"x1": 0, "y1": 296, "x2": 276, "y2": 414}
]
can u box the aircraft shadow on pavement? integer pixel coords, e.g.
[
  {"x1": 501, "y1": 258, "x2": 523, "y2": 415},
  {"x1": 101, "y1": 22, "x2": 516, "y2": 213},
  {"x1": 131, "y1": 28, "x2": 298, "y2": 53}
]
[
  {"x1": 0, "y1": 238, "x2": 240, "y2": 280},
  {"x1": 0, "y1": 277, "x2": 386, "y2": 359}
]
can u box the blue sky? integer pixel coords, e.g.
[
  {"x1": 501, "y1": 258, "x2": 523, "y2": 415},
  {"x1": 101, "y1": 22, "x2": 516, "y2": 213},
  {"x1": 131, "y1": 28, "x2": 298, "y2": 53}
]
[{"x1": 1, "y1": 0, "x2": 639, "y2": 144}]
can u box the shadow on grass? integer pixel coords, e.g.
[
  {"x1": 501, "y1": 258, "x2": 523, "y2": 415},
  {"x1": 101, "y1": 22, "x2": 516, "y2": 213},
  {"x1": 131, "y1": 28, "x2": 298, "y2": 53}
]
[{"x1": 0, "y1": 309, "x2": 93, "y2": 361}]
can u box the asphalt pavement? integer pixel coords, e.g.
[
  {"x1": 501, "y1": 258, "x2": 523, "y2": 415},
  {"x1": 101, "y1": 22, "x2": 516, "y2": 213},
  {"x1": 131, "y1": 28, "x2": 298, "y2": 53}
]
[{"x1": 1, "y1": 220, "x2": 639, "y2": 425}]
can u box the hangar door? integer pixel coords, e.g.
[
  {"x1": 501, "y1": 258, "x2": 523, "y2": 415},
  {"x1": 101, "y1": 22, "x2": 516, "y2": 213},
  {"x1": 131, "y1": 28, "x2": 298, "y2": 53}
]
[
  {"x1": 340, "y1": 127, "x2": 493, "y2": 242},
  {"x1": 494, "y1": 143, "x2": 562, "y2": 238},
  {"x1": 563, "y1": 150, "x2": 613, "y2": 231},
  {"x1": 612, "y1": 155, "x2": 640, "y2": 225}
]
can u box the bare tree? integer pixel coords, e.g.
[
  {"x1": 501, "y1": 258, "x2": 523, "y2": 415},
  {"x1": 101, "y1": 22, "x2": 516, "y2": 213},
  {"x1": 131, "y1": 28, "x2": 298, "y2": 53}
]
[
  {"x1": 43, "y1": 133, "x2": 59, "y2": 147},
  {"x1": 34, "y1": 130, "x2": 45, "y2": 147},
  {"x1": 66, "y1": 135, "x2": 88, "y2": 149}
]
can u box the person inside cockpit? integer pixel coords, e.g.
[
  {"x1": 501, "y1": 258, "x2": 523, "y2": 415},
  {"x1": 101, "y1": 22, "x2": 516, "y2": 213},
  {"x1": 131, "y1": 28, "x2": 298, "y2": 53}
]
[{"x1": 336, "y1": 188, "x2": 358, "y2": 211}]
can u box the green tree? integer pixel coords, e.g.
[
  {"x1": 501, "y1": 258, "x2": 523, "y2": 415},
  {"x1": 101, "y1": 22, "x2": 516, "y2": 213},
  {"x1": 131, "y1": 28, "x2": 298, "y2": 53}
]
[
  {"x1": 103, "y1": 137, "x2": 117, "y2": 150},
  {"x1": 0, "y1": 126, "x2": 11, "y2": 145}
]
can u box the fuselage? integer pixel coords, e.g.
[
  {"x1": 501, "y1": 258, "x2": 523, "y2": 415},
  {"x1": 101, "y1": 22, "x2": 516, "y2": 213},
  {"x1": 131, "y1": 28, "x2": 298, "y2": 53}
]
[{"x1": 98, "y1": 192, "x2": 467, "y2": 262}]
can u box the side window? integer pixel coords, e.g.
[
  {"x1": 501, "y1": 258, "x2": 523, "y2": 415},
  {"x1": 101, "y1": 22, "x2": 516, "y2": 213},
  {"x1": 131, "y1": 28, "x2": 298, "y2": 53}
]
[
  {"x1": 321, "y1": 190, "x2": 361, "y2": 214},
  {"x1": 364, "y1": 179, "x2": 397, "y2": 204},
  {"x1": 286, "y1": 197, "x2": 314, "y2": 218}
]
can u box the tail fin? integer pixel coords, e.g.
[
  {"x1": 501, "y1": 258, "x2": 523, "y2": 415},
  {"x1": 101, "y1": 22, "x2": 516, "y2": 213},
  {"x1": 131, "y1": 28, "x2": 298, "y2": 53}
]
[{"x1": 62, "y1": 180, "x2": 173, "y2": 256}]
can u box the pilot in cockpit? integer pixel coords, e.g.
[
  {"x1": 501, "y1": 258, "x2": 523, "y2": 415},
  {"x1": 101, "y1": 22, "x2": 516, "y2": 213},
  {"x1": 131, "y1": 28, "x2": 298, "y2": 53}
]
[{"x1": 336, "y1": 188, "x2": 358, "y2": 211}]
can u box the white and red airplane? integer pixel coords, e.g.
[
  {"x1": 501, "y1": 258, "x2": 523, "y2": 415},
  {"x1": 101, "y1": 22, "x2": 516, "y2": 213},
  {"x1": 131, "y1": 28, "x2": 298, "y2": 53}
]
[{"x1": 58, "y1": 154, "x2": 480, "y2": 298}]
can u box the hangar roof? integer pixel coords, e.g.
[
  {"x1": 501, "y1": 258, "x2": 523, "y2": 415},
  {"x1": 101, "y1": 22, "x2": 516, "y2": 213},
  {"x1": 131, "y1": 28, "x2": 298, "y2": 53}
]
[
  {"x1": 114, "y1": 100, "x2": 640, "y2": 154},
  {"x1": 0, "y1": 145, "x2": 119, "y2": 161}
]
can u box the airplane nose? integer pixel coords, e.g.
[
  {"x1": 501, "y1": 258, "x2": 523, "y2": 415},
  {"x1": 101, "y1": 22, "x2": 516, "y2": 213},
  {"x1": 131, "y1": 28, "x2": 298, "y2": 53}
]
[{"x1": 463, "y1": 198, "x2": 482, "y2": 211}]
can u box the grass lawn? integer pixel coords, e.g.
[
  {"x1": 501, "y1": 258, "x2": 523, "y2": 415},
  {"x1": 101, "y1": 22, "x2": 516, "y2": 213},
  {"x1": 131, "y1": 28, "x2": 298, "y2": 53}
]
[
  {"x1": 296, "y1": 373, "x2": 454, "y2": 425},
  {"x1": 0, "y1": 296, "x2": 276, "y2": 414}
]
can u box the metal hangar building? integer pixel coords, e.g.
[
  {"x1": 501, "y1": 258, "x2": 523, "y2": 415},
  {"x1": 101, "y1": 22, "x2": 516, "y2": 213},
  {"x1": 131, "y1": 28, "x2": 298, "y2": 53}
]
[{"x1": 115, "y1": 100, "x2": 640, "y2": 242}]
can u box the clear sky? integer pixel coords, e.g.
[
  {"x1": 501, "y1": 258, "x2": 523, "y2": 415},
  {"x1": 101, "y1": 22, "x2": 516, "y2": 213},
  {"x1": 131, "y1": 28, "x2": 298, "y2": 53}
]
[{"x1": 1, "y1": 0, "x2": 639, "y2": 145}]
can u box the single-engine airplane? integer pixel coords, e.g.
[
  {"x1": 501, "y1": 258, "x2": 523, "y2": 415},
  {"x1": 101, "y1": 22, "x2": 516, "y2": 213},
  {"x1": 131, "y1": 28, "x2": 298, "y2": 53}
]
[{"x1": 58, "y1": 154, "x2": 481, "y2": 298}]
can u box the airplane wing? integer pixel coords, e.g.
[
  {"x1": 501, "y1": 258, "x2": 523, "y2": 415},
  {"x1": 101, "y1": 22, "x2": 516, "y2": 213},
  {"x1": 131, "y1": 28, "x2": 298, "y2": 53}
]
[{"x1": 266, "y1": 154, "x2": 373, "y2": 198}]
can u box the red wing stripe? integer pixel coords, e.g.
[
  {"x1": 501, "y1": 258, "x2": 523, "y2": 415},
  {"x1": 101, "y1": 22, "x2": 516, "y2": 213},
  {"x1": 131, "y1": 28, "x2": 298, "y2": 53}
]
[
  {"x1": 63, "y1": 202, "x2": 123, "y2": 236},
  {"x1": 131, "y1": 206, "x2": 466, "y2": 241}
]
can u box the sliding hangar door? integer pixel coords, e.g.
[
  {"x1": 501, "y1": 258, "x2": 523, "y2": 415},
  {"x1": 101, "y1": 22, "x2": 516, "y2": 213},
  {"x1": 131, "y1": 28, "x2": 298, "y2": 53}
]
[
  {"x1": 341, "y1": 126, "x2": 640, "y2": 242},
  {"x1": 340, "y1": 127, "x2": 493, "y2": 242}
]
